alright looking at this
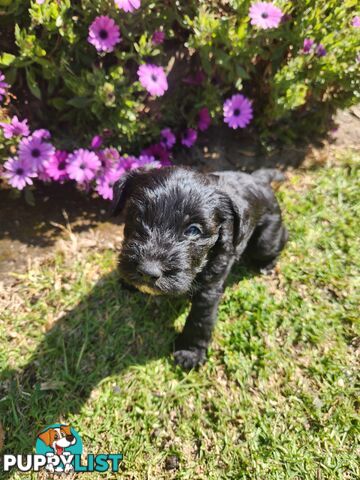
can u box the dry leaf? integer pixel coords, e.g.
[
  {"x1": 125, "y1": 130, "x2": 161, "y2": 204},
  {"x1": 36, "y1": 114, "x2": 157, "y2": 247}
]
[{"x1": 40, "y1": 381, "x2": 66, "y2": 391}]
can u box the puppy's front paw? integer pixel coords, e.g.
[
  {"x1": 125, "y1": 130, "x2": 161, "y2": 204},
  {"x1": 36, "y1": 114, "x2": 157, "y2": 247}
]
[{"x1": 174, "y1": 348, "x2": 206, "y2": 370}]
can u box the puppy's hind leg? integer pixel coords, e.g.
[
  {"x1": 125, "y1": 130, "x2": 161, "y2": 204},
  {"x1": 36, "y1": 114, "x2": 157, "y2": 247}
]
[{"x1": 243, "y1": 213, "x2": 288, "y2": 272}]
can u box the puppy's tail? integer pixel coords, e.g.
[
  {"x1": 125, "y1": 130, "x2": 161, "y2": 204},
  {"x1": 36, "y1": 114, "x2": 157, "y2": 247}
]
[{"x1": 251, "y1": 168, "x2": 286, "y2": 184}]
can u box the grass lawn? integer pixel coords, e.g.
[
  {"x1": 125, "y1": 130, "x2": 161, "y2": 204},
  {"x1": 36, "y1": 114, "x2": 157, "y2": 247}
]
[{"x1": 0, "y1": 153, "x2": 359, "y2": 479}]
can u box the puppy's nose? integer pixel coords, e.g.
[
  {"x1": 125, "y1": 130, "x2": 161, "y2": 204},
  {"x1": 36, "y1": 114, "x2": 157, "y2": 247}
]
[{"x1": 138, "y1": 260, "x2": 162, "y2": 281}]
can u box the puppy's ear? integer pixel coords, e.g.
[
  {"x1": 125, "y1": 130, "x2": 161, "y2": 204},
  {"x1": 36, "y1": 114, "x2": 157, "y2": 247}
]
[
  {"x1": 61, "y1": 425, "x2": 72, "y2": 436},
  {"x1": 217, "y1": 192, "x2": 242, "y2": 249},
  {"x1": 38, "y1": 430, "x2": 51, "y2": 446},
  {"x1": 228, "y1": 197, "x2": 243, "y2": 249},
  {"x1": 110, "y1": 172, "x2": 133, "y2": 217}
]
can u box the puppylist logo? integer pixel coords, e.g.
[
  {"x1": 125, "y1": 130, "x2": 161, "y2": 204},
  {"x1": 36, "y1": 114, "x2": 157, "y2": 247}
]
[{"x1": 2, "y1": 423, "x2": 123, "y2": 474}]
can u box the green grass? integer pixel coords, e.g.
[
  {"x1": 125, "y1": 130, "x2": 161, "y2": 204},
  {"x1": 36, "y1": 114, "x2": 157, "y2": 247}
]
[{"x1": 1, "y1": 154, "x2": 359, "y2": 479}]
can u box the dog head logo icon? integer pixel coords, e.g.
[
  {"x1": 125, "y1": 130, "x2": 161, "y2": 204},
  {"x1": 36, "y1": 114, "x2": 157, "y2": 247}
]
[
  {"x1": 36, "y1": 423, "x2": 83, "y2": 473},
  {"x1": 38, "y1": 425, "x2": 76, "y2": 455}
]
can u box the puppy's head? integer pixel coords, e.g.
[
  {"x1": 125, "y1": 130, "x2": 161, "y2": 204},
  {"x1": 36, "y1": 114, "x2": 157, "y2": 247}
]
[
  {"x1": 38, "y1": 425, "x2": 76, "y2": 454},
  {"x1": 111, "y1": 167, "x2": 237, "y2": 296}
]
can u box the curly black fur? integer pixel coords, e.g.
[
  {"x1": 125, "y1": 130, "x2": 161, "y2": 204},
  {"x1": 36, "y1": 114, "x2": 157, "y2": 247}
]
[{"x1": 111, "y1": 166, "x2": 288, "y2": 370}]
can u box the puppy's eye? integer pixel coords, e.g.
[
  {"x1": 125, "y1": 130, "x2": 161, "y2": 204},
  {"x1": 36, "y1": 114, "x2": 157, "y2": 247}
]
[{"x1": 184, "y1": 224, "x2": 202, "y2": 237}]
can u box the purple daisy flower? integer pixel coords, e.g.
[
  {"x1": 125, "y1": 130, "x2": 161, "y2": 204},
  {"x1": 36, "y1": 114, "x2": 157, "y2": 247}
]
[
  {"x1": 18, "y1": 135, "x2": 55, "y2": 171},
  {"x1": 32, "y1": 129, "x2": 51, "y2": 139},
  {"x1": 142, "y1": 143, "x2": 170, "y2": 165},
  {"x1": 99, "y1": 147, "x2": 120, "y2": 166},
  {"x1": 113, "y1": 163, "x2": 127, "y2": 178},
  {"x1": 316, "y1": 44, "x2": 326, "y2": 57},
  {"x1": 139, "y1": 155, "x2": 161, "y2": 170},
  {"x1": 160, "y1": 128, "x2": 176, "y2": 149},
  {"x1": 114, "y1": 0, "x2": 141, "y2": 12},
  {"x1": 223, "y1": 94, "x2": 253, "y2": 129},
  {"x1": 198, "y1": 107, "x2": 211, "y2": 132},
  {"x1": 138, "y1": 154, "x2": 155, "y2": 165},
  {"x1": 118, "y1": 155, "x2": 139, "y2": 170},
  {"x1": 303, "y1": 38, "x2": 315, "y2": 54},
  {"x1": 352, "y1": 16, "x2": 360, "y2": 28},
  {"x1": 3, "y1": 157, "x2": 36, "y2": 190},
  {"x1": 96, "y1": 168, "x2": 124, "y2": 200},
  {"x1": 118, "y1": 154, "x2": 162, "y2": 171},
  {"x1": 152, "y1": 30, "x2": 165, "y2": 45},
  {"x1": 67, "y1": 149, "x2": 101, "y2": 183},
  {"x1": 0, "y1": 116, "x2": 30, "y2": 139},
  {"x1": 91, "y1": 135, "x2": 103, "y2": 150},
  {"x1": 249, "y1": 2, "x2": 283, "y2": 29},
  {"x1": 37, "y1": 166, "x2": 52, "y2": 182},
  {"x1": 88, "y1": 16, "x2": 121, "y2": 53},
  {"x1": 0, "y1": 71, "x2": 9, "y2": 102},
  {"x1": 97, "y1": 147, "x2": 120, "y2": 177},
  {"x1": 45, "y1": 150, "x2": 69, "y2": 181},
  {"x1": 181, "y1": 128, "x2": 197, "y2": 148},
  {"x1": 137, "y1": 155, "x2": 162, "y2": 170},
  {"x1": 137, "y1": 64, "x2": 168, "y2": 97}
]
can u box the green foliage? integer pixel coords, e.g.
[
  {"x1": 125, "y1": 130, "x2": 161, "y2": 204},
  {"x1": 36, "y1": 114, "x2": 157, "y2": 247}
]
[{"x1": 0, "y1": 0, "x2": 359, "y2": 150}]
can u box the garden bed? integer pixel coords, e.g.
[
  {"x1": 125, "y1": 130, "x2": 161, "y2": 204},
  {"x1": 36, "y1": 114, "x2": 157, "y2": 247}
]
[{"x1": 1, "y1": 105, "x2": 359, "y2": 285}]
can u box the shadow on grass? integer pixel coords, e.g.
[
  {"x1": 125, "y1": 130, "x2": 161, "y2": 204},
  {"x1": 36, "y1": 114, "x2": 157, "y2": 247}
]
[{"x1": 0, "y1": 264, "x2": 254, "y2": 473}]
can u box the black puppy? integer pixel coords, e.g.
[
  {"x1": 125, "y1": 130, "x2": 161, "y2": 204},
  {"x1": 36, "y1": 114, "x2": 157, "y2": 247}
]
[{"x1": 111, "y1": 166, "x2": 288, "y2": 369}]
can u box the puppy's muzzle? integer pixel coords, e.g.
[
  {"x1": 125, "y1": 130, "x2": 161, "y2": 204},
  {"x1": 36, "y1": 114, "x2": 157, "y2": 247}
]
[
  {"x1": 134, "y1": 259, "x2": 163, "y2": 295},
  {"x1": 137, "y1": 259, "x2": 162, "y2": 281},
  {"x1": 66, "y1": 434, "x2": 75, "y2": 443}
]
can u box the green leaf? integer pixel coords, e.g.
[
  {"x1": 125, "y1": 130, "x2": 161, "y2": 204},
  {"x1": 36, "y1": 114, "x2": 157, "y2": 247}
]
[
  {"x1": 4, "y1": 67, "x2": 17, "y2": 84},
  {"x1": 26, "y1": 69, "x2": 42, "y2": 99},
  {"x1": 235, "y1": 78, "x2": 243, "y2": 90},
  {"x1": 48, "y1": 97, "x2": 66, "y2": 110},
  {"x1": 24, "y1": 188, "x2": 35, "y2": 207},
  {"x1": 14, "y1": 24, "x2": 21, "y2": 44},
  {"x1": 0, "y1": 52, "x2": 15, "y2": 67},
  {"x1": 67, "y1": 97, "x2": 92, "y2": 108},
  {"x1": 235, "y1": 65, "x2": 250, "y2": 80},
  {"x1": 34, "y1": 45, "x2": 47, "y2": 57}
]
